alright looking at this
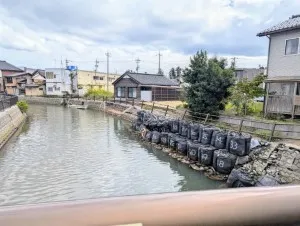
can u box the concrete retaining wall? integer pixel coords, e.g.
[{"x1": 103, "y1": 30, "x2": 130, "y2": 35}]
[{"x1": 0, "y1": 106, "x2": 26, "y2": 149}]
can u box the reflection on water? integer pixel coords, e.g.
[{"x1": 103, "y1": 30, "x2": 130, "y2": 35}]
[{"x1": 0, "y1": 104, "x2": 222, "y2": 206}]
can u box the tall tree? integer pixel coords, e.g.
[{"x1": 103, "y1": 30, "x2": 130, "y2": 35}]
[
  {"x1": 175, "y1": 66, "x2": 182, "y2": 78},
  {"x1": 169, "y1": 68, "x2": 176, "y2": 79},
  {"x1": 182, "y1": 50, "x2": 234, "y2": 115}
]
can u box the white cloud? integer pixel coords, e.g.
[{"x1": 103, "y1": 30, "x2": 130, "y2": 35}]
[{"x1": 0, "y1": 0, "x2": 297, "y2": 74}]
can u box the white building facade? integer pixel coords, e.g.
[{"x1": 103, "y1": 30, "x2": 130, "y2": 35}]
[{"x1": 45, "y1": 68, "x2": 77, "y2": 96}]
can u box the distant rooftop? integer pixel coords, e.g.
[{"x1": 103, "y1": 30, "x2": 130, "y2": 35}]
[
  {"x1": 257, "y1": 15, "x2": 300, "y2": 37},
  {"x1": 0, "y1": 61, "x2": 23, "y2": 72},
  {"x1": 113, "y1": 72, "x2": 179, "y2": 86}
]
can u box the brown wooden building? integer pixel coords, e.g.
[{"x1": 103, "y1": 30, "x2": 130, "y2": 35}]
[{"x1": 112, "y1": 72, "x2": 181, "y2": 101}]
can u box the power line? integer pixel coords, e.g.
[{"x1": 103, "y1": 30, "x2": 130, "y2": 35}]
[
  {"x1": 135, "y1": 58, "x2": 141, "y2": 73},
  {"x1": 105, "y1": 52, "x2": 111, "y2": 91}
]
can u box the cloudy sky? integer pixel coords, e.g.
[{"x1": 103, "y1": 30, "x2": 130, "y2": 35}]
[{"x1": 0, "y1": 0, "x2": 299, "y2": 74}]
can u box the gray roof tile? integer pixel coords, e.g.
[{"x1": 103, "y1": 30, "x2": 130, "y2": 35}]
[
  {"x1": 0, "y1": 61, "x2": 23, "y2": 72},
  {"x1": 126, "y1": 72, "x2": 178, "y2": 86},
  {"x1": 257, "y1": 15, "x2": 300, "y2": 36}
]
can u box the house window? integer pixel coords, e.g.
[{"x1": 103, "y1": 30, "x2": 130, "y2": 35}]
[
  {"x1": 117, "y1": 87, "x2": 125, "y2": 97},
  {"x1": 93, "y1": 76, "x2": 100, "y2": 80},
  {"x1": 285, "y1": 38, "x2": 299, "y2": 55},
  {"x1": 46, "y1": 72, "x2": 56, "y2": 79},
  {"x1": 100, "y1": 77, "x2": 104, "y2": 80},
  {"x1": 6, "y1": 77, "x2": 13, "y2": 83},
  {"x1": 48, "y1": 87, "x2": 53, "y2": 92},
  {"x1": 128, "y1": 87, "x2": 137, "y2": 98},
  {"x1": 39, "y1": 87, "x2": 43, "y2": 91},
  {"x1": 55, "y1": 87, "x2": 60, "y2": 91}
]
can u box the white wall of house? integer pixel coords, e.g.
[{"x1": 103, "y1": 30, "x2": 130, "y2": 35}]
[
  {"x1": 45, "y1": 68, "x2": 77, "y2": 96},
  {"x1": 268, "y1": 29, "x2": 300, "y2": 77}
]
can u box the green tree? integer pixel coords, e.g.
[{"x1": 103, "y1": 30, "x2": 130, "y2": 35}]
[
  {"x1": 182, "y1": 50, "x2": 234, "y2": 115},
  {"x1": 229, "y1": 74, "x2": 266, "y2": 115},
  {"x1": 175, "y1": 66, "x2": 182, "y2": 78},
  {"x1": 169, "y1": 68, "x2": 176, "y2": 79}
]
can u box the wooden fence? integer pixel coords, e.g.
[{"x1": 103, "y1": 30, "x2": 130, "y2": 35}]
[{"x1": 70, "y1": 96, "x2": 300, "y2": 141}]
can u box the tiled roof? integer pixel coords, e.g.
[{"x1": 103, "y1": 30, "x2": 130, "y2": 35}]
[
  {"x1": 4, "y1": 72, "x2": 30, "y2": 77},
  {"x1": 0, "y1": 61, "x2": 23, "y2": 72},
  {"x1": 121, "y1": 72, "x2": 179, "y2": 86},
  {"x1": 257, "y1": 15, "x2": 300, "y2": 37}
]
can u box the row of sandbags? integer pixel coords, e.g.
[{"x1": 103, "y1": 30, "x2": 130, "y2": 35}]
[
  {"x1": 133, "y1": 117, "x2": 252, "y2": 157},
  {"x1": 140, "y1": 130, "x2": 237, "y2": 174}
]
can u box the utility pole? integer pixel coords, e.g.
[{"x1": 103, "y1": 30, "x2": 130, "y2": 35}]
[
  {"x1": 94, "y1": 59, "x2": 99, "y2": 76},
  {"x1": 157, "y1": 51, "x2": 162, "y2": 74},
  {"x1": 65, "y1": 59, "x2": 69, "y2": 68},
  {"x1": 105, "y1": 52, "x2": 111, "y2": 91},
  {"x1": 135, "y1": 58, "x2": 141, "y2": 73},
  {"x1": 231, "y1": 57, "x2": 238, "y2": 68}
]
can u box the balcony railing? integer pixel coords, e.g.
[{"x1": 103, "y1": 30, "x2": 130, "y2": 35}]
[{"x1": 0, "y1": 185, "x2": 299, "y2": 226}]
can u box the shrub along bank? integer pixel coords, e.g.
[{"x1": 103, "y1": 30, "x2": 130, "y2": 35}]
[{"x1": 131, "y1": 110, "x2": 298, "y2": 188}]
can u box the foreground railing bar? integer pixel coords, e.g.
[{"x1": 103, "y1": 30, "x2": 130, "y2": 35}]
[{"x1": 0, "y1": 186, "x2": 300, "y2": 226}]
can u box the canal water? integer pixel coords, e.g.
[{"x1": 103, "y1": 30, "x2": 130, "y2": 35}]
[{"x1": 0, "y1": 104, "x2": 223, "y2": 206}]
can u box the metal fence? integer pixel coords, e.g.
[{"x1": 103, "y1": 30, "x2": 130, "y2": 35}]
[
  {"x1": 68, "y1": 95, "x2": 300, "y2": 141},
  {"x1": 0, "y1": 94, "x2": 18, "y2": 112}
]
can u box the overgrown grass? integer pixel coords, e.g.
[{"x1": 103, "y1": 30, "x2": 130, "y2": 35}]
[
  {"x1": 17, "y1": 101, "x2": 29, "y2": 113},
  {"x1": 84, "y1": 88, "x2": 113, "y2": 98},
  {"x1": 225, "y1": 101, "x2": 263, "y2": 116}
]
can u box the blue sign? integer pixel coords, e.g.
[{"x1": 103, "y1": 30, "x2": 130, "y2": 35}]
[{"x1": 66, "y1": 66, "x2": 78, "y2": 71}]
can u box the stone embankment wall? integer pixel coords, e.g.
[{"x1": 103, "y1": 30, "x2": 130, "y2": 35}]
[{"x1": 0, "y1": 106, "x2": 26, "y2": 149}]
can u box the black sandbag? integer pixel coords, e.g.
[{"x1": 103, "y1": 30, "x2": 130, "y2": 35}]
[
  {"x1": 227, "y1": 169, "x2": 255, "y2": 188},
  {"x1": 255, "y1": 175, "x2": 280, "y2": 187},
  {"x1": 211, "y1": 130, "x2": 227, "y2": 149},
  {"x1": 160, "y1": 132, "x2": 169, "y2": 146},
  {"x1": 198, "y1": 124, "x2": 205, "y2": 143},
  {"x1": 151, "y1": 131, "x2": 161, "y2": 144},
  {"x1": 168, "y1": 134, "x2": 177, "y2": 150},
  {"x1": 228, "y1": 136, "x2": 248, "y2": 156},
  {"x1": 242, "y1": 133, "x2": 252, "y2": 154},
  {"x1": 199, "y1": 145, "x2": 216, "y2": 166},
  {"x1": 189, "y1": 123, "x2": 199, "y2": 141},
  {"x1": 200, "y1": 127, "x2": 215, "y2": 145},
  {"x1": 179, "y1": 121, "x2": 189, "y2": 137},
  {"x1": 213, "y1": 149, "x2": 237, "y2": 174},
  {"x1": 145, "y1": 131, "x2": 153, "y2": 142},
  {"x1": 177, "y1": 139, "x2": 187, "y2": 155},
  {"x1": 187, "y1": 142, "x2": 202, "y2": 161},
  {"x1": 171, "y1": 120, "x2": 180, "y2": 134},
  {"x1": 137, "y1": 110, "x2": 146, "y2": 121},
  {"x1": 161, "y1": 120, "x2": 170, "y2": 132}
]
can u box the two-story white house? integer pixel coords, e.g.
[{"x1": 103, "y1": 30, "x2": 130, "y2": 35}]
[
  {"x1": 258, "y1": 15, "x2": 300, "y2": 118},
  {"x1": 45, "y1": 68, "x2": 77, "y2": 96}
]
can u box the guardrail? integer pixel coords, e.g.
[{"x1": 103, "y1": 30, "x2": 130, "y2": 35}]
[
  {"x1": 0, "y1": 186, "x2": 299, "y2": 226},
  {"x1": 0, "y1": 94, "x2": 18, "y2": 112}
]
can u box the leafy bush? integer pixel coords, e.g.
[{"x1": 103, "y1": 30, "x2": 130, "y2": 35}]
[
  {"x1": 228, "y1": 74, "x2": 266, "y2": 116},
  {"x1": 17, "y1": 101, "x2": 29, "y2": 113},
  {"x1": 84, "y1": 88, "x2": 113, "y2": 98}
]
